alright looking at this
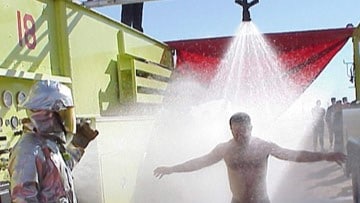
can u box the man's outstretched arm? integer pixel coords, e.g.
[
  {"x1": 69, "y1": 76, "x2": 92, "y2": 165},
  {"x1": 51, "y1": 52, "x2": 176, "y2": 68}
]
[
  {"x1": 153, "y1": 144, "x2": 225, "y2": 179},
  {"x1": 270, "y1": 143, "x2": 346, "y2": 165}
]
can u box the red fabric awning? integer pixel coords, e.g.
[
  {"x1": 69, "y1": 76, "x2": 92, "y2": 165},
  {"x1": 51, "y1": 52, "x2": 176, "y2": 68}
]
[{"x1": 166, "y1": 27, "x2": 354, "y2": 92}]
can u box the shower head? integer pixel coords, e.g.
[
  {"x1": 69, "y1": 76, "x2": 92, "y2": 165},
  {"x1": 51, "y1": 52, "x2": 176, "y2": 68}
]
[{"x1": 235, "y1": 0, "x2": 259, "y2": 22}]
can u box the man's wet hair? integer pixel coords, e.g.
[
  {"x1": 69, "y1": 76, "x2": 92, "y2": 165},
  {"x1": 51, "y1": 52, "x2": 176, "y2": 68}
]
[{"x1": 229, "y1": 112, "x2": 251, "y2": 126}]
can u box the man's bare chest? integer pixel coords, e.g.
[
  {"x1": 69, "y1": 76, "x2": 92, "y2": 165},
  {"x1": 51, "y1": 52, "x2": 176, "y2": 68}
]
[{"x1": 224, "y1": 145, "x2": 268, "y2": 170}]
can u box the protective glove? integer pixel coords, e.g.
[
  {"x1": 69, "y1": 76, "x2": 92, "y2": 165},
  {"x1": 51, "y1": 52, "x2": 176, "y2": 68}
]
[{"x1": 71, "y1": 122, "x2": 99, "y2": 149}]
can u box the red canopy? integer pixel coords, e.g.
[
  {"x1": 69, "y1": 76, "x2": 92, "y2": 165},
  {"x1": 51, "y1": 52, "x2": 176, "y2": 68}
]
[{"x1": 166, "y1": 27, "x2": 354, "y2": 92}]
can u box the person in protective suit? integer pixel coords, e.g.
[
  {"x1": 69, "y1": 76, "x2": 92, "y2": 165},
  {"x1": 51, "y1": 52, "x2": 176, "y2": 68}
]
[{"x1": 8, "y1": 80, "x2": 98, "y2": 203}]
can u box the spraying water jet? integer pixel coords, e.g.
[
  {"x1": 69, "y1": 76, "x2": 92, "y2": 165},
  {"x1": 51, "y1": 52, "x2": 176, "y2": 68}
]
[{"x1": 235, "y1": 0, "x2": 259, "y2": 22}]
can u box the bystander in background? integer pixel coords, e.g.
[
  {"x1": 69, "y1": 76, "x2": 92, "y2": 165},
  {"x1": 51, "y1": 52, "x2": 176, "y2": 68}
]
[
  {"x1": 311, "y1": 100, "x2": 326, "y2": 151},
  {"x1": 325, "y1": 97, "x2": 336, "y2": 149}
]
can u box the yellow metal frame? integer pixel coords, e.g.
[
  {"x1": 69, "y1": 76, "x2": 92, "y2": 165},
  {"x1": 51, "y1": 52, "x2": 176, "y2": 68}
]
[
  {"x1": 0, "y1": 1, "x2": 174, "y2": 198},
  {"x1": 353, "y1": 24, "x2": 360, "y2": 100},
  {"x1": 117, "y1": 30, "x2": 173, "y2": 104}
]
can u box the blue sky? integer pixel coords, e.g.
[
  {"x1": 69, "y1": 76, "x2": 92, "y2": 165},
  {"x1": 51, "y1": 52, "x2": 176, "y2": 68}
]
[{"x1": 94, "y1": 0, "x2": 360, "y2": 106}]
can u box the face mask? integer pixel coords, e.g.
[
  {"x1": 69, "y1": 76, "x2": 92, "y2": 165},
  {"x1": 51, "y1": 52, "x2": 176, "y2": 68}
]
[{"x1": 58, "y1": 107, "x2": 76, "y2": 134}]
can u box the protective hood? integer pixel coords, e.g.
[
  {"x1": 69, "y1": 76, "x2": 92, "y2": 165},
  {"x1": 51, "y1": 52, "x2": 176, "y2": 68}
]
[{"x1": 21, "y1": 80, "x2": 73, "y2": 111}]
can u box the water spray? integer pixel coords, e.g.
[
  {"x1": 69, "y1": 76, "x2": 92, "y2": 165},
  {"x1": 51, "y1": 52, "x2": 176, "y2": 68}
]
[{"x1": 235, "y1": 0, "x2": 259, "y2": 21}]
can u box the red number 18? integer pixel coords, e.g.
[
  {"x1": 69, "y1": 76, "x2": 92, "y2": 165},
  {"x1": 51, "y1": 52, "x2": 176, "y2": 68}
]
[{"x1": 17, "y1": 10, "x2": 37, "y2": 50}]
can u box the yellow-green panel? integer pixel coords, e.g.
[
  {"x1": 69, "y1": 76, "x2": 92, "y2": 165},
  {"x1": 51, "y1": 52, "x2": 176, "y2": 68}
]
[
  {"x1": 118, "y1": 55, "x2": 137, "y2": 104},
  {"x1": 136, "y1": 93, "x2": 164, "y2": 103},
  {"x1": 0, "y1": 69, "x2": 71, "y2": 83},
  {"x1": 353, "y1": 24, "x2": 360, "y2": 100},
  {"x1": 96, "y1": 118, "x2": 155, "y2": 203},
  {"x1": 136, "y1": 77, "x2": 168, "y2": 90},
  {"x1": 120, "y1": 31, "x2": 172, "y2": 66},
  {"x1": 134, "y1": 60, "x2": 172, "y2": 78},
  {"x1": 0, "y1": 0, "x2": 52, "y2": 74},
  {"x1": 63, "y1": 2, "x2": 173, "y2": 115},
  {"x1": 64, "y1": 3, "x2": 125, "y2": 116},
  {"x1": 0, "y1": 77, "x2": 34, "y2": 181},
  {"x1": 1, "y1": 0, "x2": 174, "y2": 115}
]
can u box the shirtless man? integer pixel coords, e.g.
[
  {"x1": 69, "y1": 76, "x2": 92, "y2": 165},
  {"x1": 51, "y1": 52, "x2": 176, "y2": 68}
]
[{"x1": 153, "y1": 112, "x2": 346, "y2": 203}]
